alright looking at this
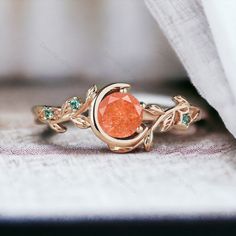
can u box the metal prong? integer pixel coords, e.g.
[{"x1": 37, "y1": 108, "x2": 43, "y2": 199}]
[
  {"x1": 120, "y1": 88, "x2": 128, "y2": 93},
  {"x1": 136, "y1": 126, "x2": 143, "y2": 133},
  {"x1": 140, "y1": 102, "x2": 146, "y2": 108}
]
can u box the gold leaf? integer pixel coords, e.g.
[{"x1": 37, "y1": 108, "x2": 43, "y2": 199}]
[
  {"x1": 60, "y1": 100, "x2": 71, "y2": 116},
  {"x1": 160, "y1": 112, "x2": 175, "y2": 132},
  {"x1": 86, "y1": 85, "x2": 98, "y2": 102},
  {"x1": 190, "y1": 106, "x2": 200, "y2": 121},
  {"x1": 145, "y1": 104, "x2": 164, "y2": 116},
  {"x1": 49, "y1": 123, "x2": 67, "y2": 133},
  {"x1": 71, "y1": 115, "x2": 90, "y2": 129},
  {"x1": 173, "y1": 96, "x2": 188, "y2": 105},
  {"x1": 179, "y1": 106, "x2": 189, "y2": 113},
  {"x1": 143, "y1": 130, "x2": 154, "y2": 151}
]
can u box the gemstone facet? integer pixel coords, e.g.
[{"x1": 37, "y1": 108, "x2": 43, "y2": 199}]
[
  {"x1": 98, "y1": 92, "x2": 143, "y2": 138},
  {"x1": 69, "y1": 97, "x2": 80, "y2": 110},
  {"x1": 44, "y1": 107, "x2": 54, "y2": 120},
  {"x1": 182, "y1": 113, "x2": 190, "y2": 125}
]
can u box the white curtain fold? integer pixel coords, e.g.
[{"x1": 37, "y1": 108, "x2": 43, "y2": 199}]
[
  {"x1": 0, "y1": 0, "x2": 185, "y2": 82},
  {"x1": 145, "y1": 0, "x2": 236, "y2": 138},
  {"x1": 202, "y1": 1, "x2": 236, "y2": 98}
]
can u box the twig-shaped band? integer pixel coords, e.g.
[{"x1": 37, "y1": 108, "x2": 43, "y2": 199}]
[{"x1": 33, "y1": 84, "x2": 201, "y2": 153}]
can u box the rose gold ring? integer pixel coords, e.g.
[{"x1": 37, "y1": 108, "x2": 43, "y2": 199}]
[{"x1": 33, "y1": 83, "x2": 201, "y2": 153}]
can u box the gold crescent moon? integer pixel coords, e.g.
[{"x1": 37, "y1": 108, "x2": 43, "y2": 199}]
[{"x1": 89, "y1": 83, "x2": 148, "y2": 153}]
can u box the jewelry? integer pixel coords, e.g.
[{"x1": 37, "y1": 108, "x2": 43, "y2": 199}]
[{"x1": 33, "y1": 83, "x2": 201, "y2": 153}]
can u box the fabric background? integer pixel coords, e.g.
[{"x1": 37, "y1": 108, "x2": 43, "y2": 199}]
[
  {"x1": 145, "y1": 0, "x2": 236, "y2": 138},
  {"x1": 1, "y1": 0, "x2": 236, "y2": 220},
  {"x1": 0, "y1": 0, "x2": 185, "y2": 82},
  {"x1": 1, "y1": 84, "x2": 236, "y2": 218},
  {"x1": 202, "y1": 1, "x2": 236, "y2": 97}
]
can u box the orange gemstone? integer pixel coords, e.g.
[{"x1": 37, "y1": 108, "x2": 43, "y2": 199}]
[{"x1": 98, "y1": 92, "x2": 143, "y2": 138}]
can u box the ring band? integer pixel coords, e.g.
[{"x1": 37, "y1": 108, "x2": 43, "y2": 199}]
[{"x1": 33, "y1": 83, "x2": 201, "y2": 153}]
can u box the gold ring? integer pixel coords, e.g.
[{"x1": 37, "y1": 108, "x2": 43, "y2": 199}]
[{"x1": 33, "y1": 83, "x2": 201, "y2": 153}]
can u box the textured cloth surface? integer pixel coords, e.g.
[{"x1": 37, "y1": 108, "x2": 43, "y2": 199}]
[
  {"x1": 0, "y1": 84, "x2": 236, "y2": 218},
  {"x1": 145, "y1": 0, "x2": 236, "y2": 138}
]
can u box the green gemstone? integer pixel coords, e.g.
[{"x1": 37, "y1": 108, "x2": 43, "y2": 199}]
[
  {"x1": 69, "y1": 97, "x2": 80, "y2": 110},
  {"x1": 182, "y1": 114, "x2": 190, "y2": 125},
  {"x1": 44, "y1": 107, "x2": 54, "y2": 120}
]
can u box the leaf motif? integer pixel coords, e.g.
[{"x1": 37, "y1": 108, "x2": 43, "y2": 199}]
[
  {"x1": 36, "y1": 108, "x2": 46, "y2": 122},
  {"x1": 190, "y1": 106, "x2": 200, "y2": 121},
  {"x1": 143, "y1": 130, "x2": 153, "y2": 151},
  {"x1": 49, "y1": 123, "x2": 67, "y2": 133},
  {"x1": 173, "y1": 96, "x2": 188, "y2": 105},
  {"x1": 179, "y1": 106, "x2": 189, "y2": 113},
  {"x1": 86, "y1": 85, "x2": 97, "y2": 102},
  {"x1": 145, "y1": 104, "x2": 164, "y2": 116},
  {"x1": 160, "y1": 112, "x2": 175, "y2": 132},
  {"x1": 71, "y1": 115, "x2": 90, "y2": 129},
  {"x1": 60, "y1": 100, "x2": 71, "y2": 116}
]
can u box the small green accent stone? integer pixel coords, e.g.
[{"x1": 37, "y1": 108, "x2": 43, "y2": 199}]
[
  {"x1": 182, "y1": 114, "x2": 190, "y2": 125},
  {"x1": 44, "y1": 107, "x2": 54, "y2": 120},
  {"x1": 69, "y1": 98, "x2": 80, "y2": 110}
]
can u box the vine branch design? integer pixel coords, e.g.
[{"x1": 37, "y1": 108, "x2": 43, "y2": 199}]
[{"x1": 143, "y1": 96, "x2": 200, "y2": 151}]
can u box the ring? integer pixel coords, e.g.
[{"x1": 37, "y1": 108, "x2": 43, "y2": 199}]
[{"x1": 33, "y1": 83, "x2": 201, "y2": 153}]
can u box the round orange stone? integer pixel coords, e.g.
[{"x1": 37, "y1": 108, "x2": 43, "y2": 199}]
[{"x1": 98, "y1": 92, "x2": 143, "y2": 138}]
